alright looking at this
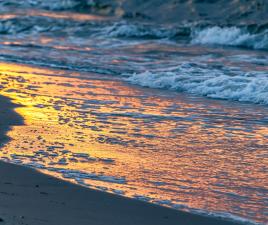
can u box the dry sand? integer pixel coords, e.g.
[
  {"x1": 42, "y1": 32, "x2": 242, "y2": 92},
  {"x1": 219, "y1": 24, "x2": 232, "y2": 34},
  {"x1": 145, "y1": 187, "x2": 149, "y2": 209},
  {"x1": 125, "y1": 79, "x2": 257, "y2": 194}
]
[{"x1": 0, "y1": 96, "x2": 243, "y2": 225}]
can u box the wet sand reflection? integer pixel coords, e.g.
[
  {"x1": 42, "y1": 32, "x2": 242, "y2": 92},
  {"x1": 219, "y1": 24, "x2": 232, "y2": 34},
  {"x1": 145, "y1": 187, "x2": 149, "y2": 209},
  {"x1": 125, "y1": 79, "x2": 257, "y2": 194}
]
[{"x1": 0, "y1": 62, "x2": 267, "y2": 223}]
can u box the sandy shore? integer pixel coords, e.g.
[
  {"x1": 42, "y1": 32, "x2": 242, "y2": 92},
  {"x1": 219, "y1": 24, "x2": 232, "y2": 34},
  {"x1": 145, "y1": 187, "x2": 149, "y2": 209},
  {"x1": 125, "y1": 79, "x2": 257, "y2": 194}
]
[
  {"x1": 0, "y1": 162, "x2": 245, "y2": 225},
  {"x1": 0, "y1": 96, "x2": 244, "y2": 225},
  {"x1": 0, "y1": 160, "x2": 245, "y2": 225}
]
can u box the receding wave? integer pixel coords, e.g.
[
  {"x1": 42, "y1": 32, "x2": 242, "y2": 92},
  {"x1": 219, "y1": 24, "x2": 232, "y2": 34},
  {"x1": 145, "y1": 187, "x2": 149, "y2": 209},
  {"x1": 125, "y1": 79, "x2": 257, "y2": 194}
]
[
  {"x1": 126, "y1": 63, "x2": 268, "y2": 105},
  {"x1": 188, "y1": 210, "x2": 261, "y2": 225}
]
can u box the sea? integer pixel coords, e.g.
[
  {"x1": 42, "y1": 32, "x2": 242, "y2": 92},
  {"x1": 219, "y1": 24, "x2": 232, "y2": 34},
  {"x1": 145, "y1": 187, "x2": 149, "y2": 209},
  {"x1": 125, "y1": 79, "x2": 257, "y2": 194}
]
[{"x1": 0, "y1": 1, "x2": 267, "y2": 224}]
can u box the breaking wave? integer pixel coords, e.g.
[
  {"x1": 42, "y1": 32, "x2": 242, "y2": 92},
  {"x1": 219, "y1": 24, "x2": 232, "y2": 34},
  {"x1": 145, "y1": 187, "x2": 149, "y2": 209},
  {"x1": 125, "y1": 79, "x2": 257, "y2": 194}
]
[
  {"x1": 191, "y1": 26, "x2": 268, "y2": 50},
  {"x1": 1, "y1": 14, "x2": 268, "y2": 52},
  {"x1": 126, "y1": 63, "x2": 268, "y2": 105},
  {"x1": 101, "y1": 23, "x2": 268, "y2": 50}
]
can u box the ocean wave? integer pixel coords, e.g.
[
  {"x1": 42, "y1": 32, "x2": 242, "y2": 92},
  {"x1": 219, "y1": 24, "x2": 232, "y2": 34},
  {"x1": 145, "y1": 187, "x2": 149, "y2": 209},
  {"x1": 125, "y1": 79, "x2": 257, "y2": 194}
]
[
  {"x1": 0, "y1": 16, "x2": 99, "y2": 35},
  {"x1": 126, "y1": 64, "x2": 268, "y2": 105},
  {"x1": 103, "y1": 22, "x2": 171, "y2": 38},
  {"x1": 0, "y1": 18, "x2": 53, "y2": 34},
  {"x1": 0, "y1": 0, "x2": 94, "y2": 11},
  {"x1": 98, "y1": 22, "x2": 268, "y2": 50},
  {"x1": 0, "y1": 1, "x2": 268, "y2": 52},
  {"x1": 102, "y1": 21, "x2": 190, "y2": 39},
  {"x1": 191, "y1": 26, "x2": 268, "y2": 50},
  {"x1": 39, "y1": 0, "x2": 85, "y2": 10},
  {"x1": 0, "y1": 15, "x2": 174, "y2": 38},
  {"x1": 1, "y1": 13, "x2": 267, "y2": 52}
]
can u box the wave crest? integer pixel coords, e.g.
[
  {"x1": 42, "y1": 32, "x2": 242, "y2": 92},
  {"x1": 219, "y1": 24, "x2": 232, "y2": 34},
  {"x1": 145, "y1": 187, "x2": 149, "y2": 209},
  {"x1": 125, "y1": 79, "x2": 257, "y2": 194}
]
[
  {"x1": 101, "y1": 23, "x2": 268, "y2": 50},
  {"x1": 191, "y1": 26, "x2": 268, "y2": 50}
]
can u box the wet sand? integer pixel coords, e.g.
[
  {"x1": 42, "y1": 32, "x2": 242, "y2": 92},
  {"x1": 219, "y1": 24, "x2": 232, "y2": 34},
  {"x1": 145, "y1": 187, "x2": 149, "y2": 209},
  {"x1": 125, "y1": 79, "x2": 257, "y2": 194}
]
[
  {"x1": 0, "y1": 91, "x2": 244, "y2": 225},
  {"x1": 0, "y1": 96, "x2": 23, "y2": 147},
  {"x1": 0, "y1": 160, "x2": 244, "y2": 225}
]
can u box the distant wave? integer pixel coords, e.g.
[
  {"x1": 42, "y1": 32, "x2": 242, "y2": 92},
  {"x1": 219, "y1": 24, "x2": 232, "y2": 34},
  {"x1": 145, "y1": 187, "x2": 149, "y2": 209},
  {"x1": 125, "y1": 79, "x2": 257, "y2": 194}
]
[
  {"x1": 103, "y1": 22, "x2": 173, "y2": 38},
  {"x1": 39, "y1": 0, "x2": 86, "y2": 10},
  {"x1": 102, "y1": 22, "x2": 190, "y2": 39},
  {"x1": 191, "y1": 26, "x2": 268, "y2": 50},
  {"x1": 126, "y1": 63, "x2": 268, "y2": 105},
  {"x1": 0, "y1": 18, "x2": 51, "y2": 34},
  {"x1": 0, "y1": 0, "x2": 93, "y2": 11},
  {"x1": 1, "y1": 14, "x2": 268, "y2": 51},
  {"x1": 0, "y1": 16, "x2": 190, "y2": 40},
  {"x1": 0, "y1": 16, "x2": 98, "y2": 35},
  {"x1": 102, "y1": 22, "x2": 268, "y2": 50}
]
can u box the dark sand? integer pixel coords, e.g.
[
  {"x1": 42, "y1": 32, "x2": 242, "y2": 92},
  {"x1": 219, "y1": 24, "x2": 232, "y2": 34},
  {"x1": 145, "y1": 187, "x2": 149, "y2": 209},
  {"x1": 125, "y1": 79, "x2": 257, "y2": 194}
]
[
  {"x1": 0, "y1": 96, "x2": 23, "y2": 147},
  {"x1": 0, "y1": 96, "x2": 244, "y2": 225}
]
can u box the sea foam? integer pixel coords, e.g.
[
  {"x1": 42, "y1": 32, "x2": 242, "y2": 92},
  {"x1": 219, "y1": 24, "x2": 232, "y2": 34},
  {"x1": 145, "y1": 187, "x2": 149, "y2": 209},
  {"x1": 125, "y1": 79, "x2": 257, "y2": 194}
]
[
  {"x1": 191, "y1": 26, "x2": 268, "y2": 50},
  {"x1": 126, "y1": 63, "x2": 268, "y2": 105}
]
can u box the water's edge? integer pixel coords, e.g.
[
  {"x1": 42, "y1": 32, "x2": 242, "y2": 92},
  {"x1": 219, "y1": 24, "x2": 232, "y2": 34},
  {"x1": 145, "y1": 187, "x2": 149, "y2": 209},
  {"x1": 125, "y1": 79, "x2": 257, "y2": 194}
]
[{"x1": 0, "y1": 91, "x2": 262, "y2": 225}]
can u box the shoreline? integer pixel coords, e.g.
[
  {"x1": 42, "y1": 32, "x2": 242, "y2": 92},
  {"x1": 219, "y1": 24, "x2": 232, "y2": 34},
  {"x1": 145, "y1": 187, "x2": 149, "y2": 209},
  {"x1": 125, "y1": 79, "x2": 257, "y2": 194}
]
[
  {"x1": 0, "y1": 95, "x2": 247, "y2": 225},
  {"x1": 0, "y1": 161, "x2": 245, "y2": 225}
]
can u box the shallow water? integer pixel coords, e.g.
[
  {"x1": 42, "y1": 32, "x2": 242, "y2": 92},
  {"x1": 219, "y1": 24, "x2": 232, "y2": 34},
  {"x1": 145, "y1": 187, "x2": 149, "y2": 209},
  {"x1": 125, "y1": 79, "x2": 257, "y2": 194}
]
[
  {"x1": 0, "y1": 1, "x2": 267, "y2": 224},
  {"x1": 0, "y1": 62, "x2": 267, "y2": 224}
]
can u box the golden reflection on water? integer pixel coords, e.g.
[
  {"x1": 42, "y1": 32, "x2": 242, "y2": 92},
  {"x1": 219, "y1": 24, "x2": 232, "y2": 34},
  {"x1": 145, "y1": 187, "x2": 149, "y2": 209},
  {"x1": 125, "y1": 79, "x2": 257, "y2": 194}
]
[
  {"x1": 0, "y1": 10, "x2": 112, "y2": 21},
  {"x1": 0, "y1": 62, "x2": 267, "y2": 223},
  {"x1": 27, "y1": 10, "x2": 112, "y2": 21}
]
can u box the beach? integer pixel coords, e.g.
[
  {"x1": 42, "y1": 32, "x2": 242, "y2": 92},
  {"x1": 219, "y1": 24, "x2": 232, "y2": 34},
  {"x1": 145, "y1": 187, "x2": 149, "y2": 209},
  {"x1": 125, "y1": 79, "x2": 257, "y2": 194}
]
[
  {"x1": 0, "y1": 62, "x2": 267, "y2": 225},
  {"x1": 0, "y1": 160, "x2": 245, "y2": 225},
  {"x1": 0, "y1": 96, "x2": 241, "y2": 225},
  {"x1": 0, "y1": 1, "x2": 267, "y2": 224}
]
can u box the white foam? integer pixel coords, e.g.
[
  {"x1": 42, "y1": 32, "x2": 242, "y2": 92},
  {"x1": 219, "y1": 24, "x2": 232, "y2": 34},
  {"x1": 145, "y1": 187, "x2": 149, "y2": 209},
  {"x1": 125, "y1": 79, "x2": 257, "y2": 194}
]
[
  {"x1": 191, "y1": 209, "x2": 262, "y2": 225},
  {"x1": 191, "y1": 26, "x2": 268, "y2": 50},
  {"x1": 126, "y1": 63, "x2": 268, "y2": 105},
  {"x1": 152, "y1": 198, "x2": 261, "y2": 225}
]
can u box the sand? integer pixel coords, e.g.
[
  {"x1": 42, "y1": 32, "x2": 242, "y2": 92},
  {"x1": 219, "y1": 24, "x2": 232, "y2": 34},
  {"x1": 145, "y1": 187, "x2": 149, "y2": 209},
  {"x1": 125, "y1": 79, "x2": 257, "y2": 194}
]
[
  {"x1": 0, "y1": 96, "x2": 23, "y2": 147},
  {"x1": 0, "y1": 96, "x2": 243, "y2": 225},
  {"x1": 0, "y1": 160, "x2": 246, "y2": 225}
]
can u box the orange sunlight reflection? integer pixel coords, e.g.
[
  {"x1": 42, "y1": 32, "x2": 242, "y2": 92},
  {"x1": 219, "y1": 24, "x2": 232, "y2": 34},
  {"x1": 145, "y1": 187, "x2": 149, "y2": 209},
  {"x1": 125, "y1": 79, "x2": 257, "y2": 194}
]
[{"x1": 0, "y1": 62, "x2": 267, "y2": 223}]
